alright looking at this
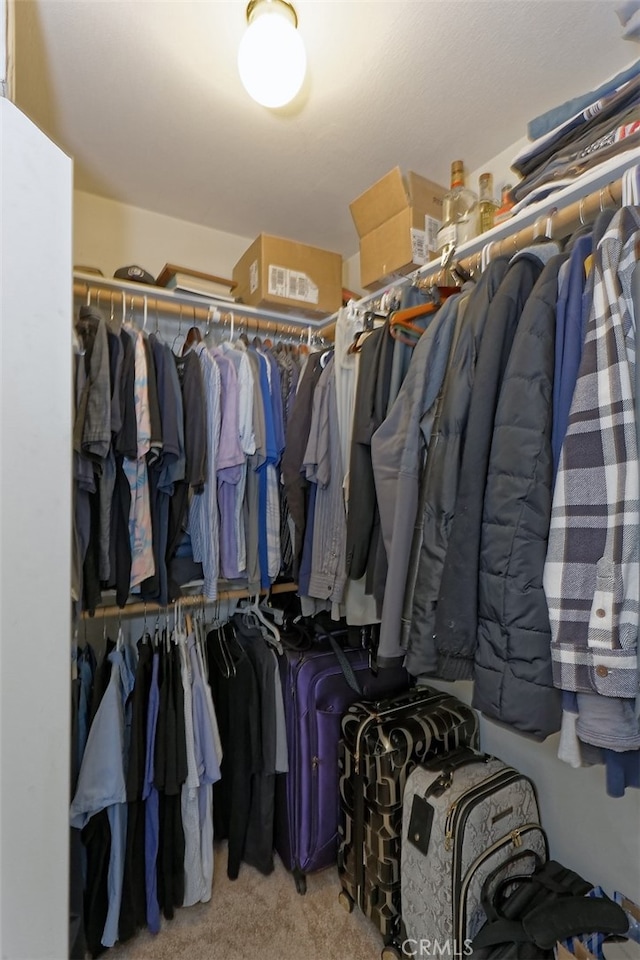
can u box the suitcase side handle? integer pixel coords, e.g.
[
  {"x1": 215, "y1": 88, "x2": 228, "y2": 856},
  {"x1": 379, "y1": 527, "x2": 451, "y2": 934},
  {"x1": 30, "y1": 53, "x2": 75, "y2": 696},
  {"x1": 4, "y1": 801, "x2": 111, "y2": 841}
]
[
  {"x1": 424, "y1": 747, "x2": 492, "y2": 796},
  {"x1": 325, "y1": 634, "x2": 363, "y2": 697}
]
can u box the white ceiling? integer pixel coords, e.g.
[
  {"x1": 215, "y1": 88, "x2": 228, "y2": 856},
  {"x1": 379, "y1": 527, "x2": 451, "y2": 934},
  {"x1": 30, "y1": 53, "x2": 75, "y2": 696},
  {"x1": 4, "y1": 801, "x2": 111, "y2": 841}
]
[{"x1": 13, "y1": 0, "x2": 639, "y2": 258}]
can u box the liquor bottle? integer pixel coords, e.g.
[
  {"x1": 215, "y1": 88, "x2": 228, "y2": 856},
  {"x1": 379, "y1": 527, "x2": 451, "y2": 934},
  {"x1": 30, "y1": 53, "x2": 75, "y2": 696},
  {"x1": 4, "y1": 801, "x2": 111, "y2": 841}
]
[
  {"x1": 494, "y1": 184, "x2": 515, "y2": 225},
  {"x1": 436, "y1": 160, "x2": 479, "y2": 257},
  {"x1": 478, "y1": 172, "x2": 498, "y2": 234}
]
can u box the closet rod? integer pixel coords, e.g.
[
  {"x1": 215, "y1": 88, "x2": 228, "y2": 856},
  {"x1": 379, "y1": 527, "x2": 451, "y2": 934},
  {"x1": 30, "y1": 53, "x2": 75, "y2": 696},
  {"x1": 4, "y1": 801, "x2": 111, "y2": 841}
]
[
  {"x1": 444, "y1": 177, "x2": 622, "y2": 276},
  {"x1": 318, "y1": 176, "x2": 624, "y2": 340},
  {"x1": 81, "y1": 581, "x2": 299, "y2": 620},
  {"x1": 73, "y1": 276, "x2": 329, "y2": 341}
]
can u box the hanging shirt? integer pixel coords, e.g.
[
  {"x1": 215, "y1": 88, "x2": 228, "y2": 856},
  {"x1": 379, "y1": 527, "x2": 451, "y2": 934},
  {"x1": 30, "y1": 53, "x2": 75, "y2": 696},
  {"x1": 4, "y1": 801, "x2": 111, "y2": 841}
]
[
  {"x1": 220, "y1": 340, "x2": 256, "y2": 455},
  {"x1": 188, "y1": 633, "x2": 222, "y2": 902},
  {"x1": 123, "y1": 330, "x2": 155, "y2": 590},
  {"x1": 220, "y1": 341, "x2": 256, "y2": 575},
  {"x1": 303, "y1": 356, "x2": 347, "y2": 608},
  {"x1": 262, "y1": 350, "x2": 284, "y2": 581},
  {"x1": 70, "y1": 652, "x2": 126, "y2": 831},
  {"x1": 142, "y1": 650, "x2": 161, "y2": 935},
  {"x1": 189, "y1": 344, "x2": 221, "y2": 599},
  {"x1": 212, "y1": 348, "x2": 245, "y2": 580},
  {"x1": 154, "y1": 642, "x2": 188, "y2": 919},
  {"x1": 77, "y1": 644, "x2": 97, "y2": 769},
  {"x1": 178, "y1": 630, "x2": 203, "y2": 908},
  {"x1": 74, "y1": 306, "x2": 112, "y2": 461},
  {"x1": 271, "y1": 647, "x2": 289, "y2": 773},
  {"x1": 152, "y1": 335, "x2": 185, "y2": 495},
  {"x1": 264, "y1": 349, "x2": 285, "y2": 457},
  {"x1": 209, "y1": 626, "x2": 261, "y2": 881},
  {"x1": 545, "y1": 206, "x2": 640, "y2": 715},
  {"x1": 281, "y1": 352, "x2": 324, "y2": 573},
  {"x1": 552, "y1": 233, "x2": 593, "y2": 477},
  {"x1": 70, "y1": 647, "x2": 135, "y2": 950},
  {"x1": 118, "y1": 637, "x2": 151, "y2": 942},
  {"x1": 252, "y1": 349, "x2": 278, "y2": 589},
  {"x1": 244, "y1": 347, "x2": 266, "y2": 592}
]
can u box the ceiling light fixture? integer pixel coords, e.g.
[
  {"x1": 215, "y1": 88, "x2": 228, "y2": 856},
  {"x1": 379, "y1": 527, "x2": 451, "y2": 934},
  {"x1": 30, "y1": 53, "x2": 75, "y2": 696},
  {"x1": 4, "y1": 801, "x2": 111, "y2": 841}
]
[{"x1": 238, "y1": 0, "x2": 306, "y2": 109}]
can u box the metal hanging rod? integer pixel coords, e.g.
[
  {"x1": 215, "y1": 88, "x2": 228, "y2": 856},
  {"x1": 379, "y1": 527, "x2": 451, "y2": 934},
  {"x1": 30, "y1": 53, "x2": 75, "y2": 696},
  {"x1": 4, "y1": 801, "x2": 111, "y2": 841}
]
[
  {"x1": 73, "y1": 272, "x2": 333, "y2": 340},
  {"x1": 420, "y1": 176, "x2": 622, "y2": 285},
  {"x1": 80, "y1": 580, "x2": 299, "y2": 620}
]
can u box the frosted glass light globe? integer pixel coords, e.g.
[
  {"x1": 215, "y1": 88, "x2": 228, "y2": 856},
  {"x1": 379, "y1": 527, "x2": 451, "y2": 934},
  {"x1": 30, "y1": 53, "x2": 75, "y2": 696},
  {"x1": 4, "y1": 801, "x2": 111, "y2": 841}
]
[{"x1": 238, "y1": 4, "x2": 306, "y2": 109}]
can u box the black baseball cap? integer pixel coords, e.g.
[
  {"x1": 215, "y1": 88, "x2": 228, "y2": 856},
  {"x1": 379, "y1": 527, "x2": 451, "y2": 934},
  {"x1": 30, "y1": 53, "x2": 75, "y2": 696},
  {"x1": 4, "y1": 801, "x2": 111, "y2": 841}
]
[{"x1": 114, "y1": 265, "x2": 155, "y2": 285}]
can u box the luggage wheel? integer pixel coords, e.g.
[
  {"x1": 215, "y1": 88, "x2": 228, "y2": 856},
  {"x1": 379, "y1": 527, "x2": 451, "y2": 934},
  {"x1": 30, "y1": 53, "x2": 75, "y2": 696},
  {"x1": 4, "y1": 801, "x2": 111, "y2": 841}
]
[
  {"x1": 337, "y1": 890, "x2": 353, "y2": 913},
  {"x1": 292, "y1": 867, "x2": 307, "y2": 895},
  {"x1": 381, "y1": 946, "x2": 402, "y2": 960}
]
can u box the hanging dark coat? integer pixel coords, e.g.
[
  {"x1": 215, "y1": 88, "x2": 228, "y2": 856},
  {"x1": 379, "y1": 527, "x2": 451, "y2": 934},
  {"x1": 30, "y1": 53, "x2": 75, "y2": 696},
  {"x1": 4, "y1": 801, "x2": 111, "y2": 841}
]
[
  {"x1": 432, "y1": 248, "x2": 551, "y2": 681},
  {"x1": 473, "y1": 253, "x2": 567, "y2": 740}
]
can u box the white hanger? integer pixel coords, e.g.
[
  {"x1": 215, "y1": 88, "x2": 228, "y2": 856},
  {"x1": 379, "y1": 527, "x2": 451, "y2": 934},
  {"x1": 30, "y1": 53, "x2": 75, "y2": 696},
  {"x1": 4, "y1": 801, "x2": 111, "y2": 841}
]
[
  {"x1": 544, "y1": 207, "x2": 557, "y2": 239},
  {"x1": 171, "y1": 307, "x2": 185, "y2": 354},
  {"x1": 623, "y1": 167, "x2": 640, "y2": 206},
  {"x1": 243, "y1": 593, "x2": 283, "y2": 654},
  {"x1": 481, "y1": 241, "x2": 494, "y2": 273},
  {"x1": 346, "y1": 298, "x2": 360, "y2": 323},
  {"x1": 116, "y1": 622, "x2": 124, "y2": 652}
]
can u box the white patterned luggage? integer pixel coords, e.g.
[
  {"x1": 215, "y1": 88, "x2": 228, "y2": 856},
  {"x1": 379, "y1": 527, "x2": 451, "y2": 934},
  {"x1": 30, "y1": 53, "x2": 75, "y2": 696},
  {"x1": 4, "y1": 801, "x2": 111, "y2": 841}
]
[{"x1": 401, "y1": 748, "x2": 548, "y2": 955}]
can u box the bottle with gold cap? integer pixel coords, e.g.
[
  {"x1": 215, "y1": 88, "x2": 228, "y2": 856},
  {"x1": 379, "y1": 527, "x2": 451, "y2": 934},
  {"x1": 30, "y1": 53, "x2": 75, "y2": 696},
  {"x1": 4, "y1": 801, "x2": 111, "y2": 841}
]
[
  {"x1": 478, "y1": 172, "x2": 498, "y2": 234},
  {"x1": 436, "y1": 160, "x2": 479, "y2": 258}
]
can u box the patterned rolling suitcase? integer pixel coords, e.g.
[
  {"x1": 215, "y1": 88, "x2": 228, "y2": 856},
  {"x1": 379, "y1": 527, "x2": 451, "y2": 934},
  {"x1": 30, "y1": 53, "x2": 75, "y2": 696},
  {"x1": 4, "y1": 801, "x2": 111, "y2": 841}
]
[
  {"x1": 401, "y1": 749, "x2": 548, "y2": 955},
  {"x1": 274, "y1": 639, "x2": 409, "y2": 894},
  {"x1": 337, "y1": 686, "x2": 479, "y2": 956}
]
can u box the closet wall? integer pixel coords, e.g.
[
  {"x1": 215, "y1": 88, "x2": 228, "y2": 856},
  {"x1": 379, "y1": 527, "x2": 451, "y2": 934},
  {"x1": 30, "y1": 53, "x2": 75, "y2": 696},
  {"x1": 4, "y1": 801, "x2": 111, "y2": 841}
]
[
  {"x1": 74, "y1": 190, "x2": 357, "y2": 293},
  {"x1": 74, "y1": 190, "x2": 253, "y2": 283}
]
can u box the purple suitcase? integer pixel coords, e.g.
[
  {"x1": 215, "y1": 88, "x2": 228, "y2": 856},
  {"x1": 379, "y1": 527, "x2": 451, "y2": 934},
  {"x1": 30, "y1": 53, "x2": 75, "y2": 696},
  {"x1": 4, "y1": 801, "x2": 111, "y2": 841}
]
[{"x1": 274, "y1": 640, "x2": 409, "y2": 893}]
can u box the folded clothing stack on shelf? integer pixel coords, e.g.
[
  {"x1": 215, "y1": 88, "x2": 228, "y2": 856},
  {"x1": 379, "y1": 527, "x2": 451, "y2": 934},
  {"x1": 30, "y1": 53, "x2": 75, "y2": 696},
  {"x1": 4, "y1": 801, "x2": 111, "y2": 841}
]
[{"x1": 508, "y1": 59, "x2": 640, "y2": 217}]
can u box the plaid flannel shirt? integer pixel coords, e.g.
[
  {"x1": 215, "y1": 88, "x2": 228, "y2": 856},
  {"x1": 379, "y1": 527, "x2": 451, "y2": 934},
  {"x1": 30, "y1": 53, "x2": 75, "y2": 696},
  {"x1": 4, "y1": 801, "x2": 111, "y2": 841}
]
[{"x1": 543, "y1": 205, "x2": 640, "y2": 699}]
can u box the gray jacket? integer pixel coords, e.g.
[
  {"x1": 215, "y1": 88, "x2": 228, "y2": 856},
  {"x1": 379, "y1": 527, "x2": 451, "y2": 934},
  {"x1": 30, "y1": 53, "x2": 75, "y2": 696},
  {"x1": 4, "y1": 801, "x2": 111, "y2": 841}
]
[{"x1": 371, "y1": 292, "x2": 465, "y2": 664}]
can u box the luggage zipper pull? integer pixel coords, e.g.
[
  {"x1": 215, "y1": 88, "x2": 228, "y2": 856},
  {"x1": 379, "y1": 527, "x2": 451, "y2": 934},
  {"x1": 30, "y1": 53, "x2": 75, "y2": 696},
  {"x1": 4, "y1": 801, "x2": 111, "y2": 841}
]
[
  {"x1": 428, "y1": 770, "x2": 453, "y2": 798},
  {"x1": 312, "y1": 756, "x2": 319, "y2": 772},
  {"x1": 510, "y1": 829, "x2": 522, "y2": 848},
  {"x1": 444, "y1": 801, "x2": 458, "y2": 851}
]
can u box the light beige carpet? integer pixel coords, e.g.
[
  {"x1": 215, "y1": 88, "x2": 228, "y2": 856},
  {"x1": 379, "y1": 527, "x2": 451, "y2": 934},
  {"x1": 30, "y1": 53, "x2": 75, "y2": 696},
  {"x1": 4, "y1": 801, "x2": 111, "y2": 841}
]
[{"x1": 109, "y1": 844, "x2": 383, "y2": 960}]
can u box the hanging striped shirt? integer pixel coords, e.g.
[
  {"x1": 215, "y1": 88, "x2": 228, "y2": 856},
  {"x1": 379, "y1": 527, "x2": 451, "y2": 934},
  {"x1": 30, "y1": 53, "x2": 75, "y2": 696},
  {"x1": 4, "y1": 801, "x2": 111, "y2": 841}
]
[{"x1": 544, "y1": 205, "x2": 640, "y2": 699}]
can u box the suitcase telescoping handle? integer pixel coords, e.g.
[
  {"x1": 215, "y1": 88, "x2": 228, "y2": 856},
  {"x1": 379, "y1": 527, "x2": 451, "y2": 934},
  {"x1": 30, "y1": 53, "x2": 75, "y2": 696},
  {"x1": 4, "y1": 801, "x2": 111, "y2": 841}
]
[{"x1": 424, "y1": 747, "x2": 491, "y2": 797}]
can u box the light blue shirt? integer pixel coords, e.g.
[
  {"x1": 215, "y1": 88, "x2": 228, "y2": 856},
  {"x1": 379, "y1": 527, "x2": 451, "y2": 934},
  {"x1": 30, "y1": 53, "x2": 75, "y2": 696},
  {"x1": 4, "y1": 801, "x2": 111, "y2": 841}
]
[{"x1": 188, "y1": 636, "x2": 222, "y2": 785}]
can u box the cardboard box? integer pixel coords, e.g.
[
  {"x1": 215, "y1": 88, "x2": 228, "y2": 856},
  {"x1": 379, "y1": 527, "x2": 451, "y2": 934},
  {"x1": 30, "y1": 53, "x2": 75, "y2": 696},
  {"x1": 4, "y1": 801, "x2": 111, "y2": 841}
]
[
  {"x1": 232, "y1": 233, "x2": 343, "y2": 318},
  {"x1": 350, "y1": 167, "x2": 448, "y2": 290}
]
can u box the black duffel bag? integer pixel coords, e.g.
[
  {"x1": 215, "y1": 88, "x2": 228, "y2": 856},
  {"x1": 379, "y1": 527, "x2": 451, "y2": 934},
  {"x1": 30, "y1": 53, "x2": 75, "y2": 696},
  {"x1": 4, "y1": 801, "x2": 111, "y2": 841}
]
[{"x1": 471, "y1": 858, "x2": 629, "y2": 958}]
